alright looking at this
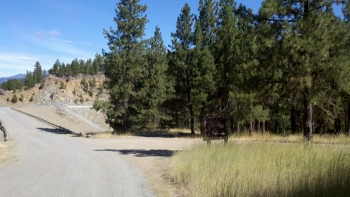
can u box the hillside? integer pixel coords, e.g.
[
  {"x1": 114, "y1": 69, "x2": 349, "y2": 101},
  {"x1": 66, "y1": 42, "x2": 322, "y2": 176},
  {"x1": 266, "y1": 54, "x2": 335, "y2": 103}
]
[
  {"x1": 0, "y1": 74, "x2": 111, "y2": 132},
  {"x1": 0, "y1": 74, "x2": 107, "y2": 106}
]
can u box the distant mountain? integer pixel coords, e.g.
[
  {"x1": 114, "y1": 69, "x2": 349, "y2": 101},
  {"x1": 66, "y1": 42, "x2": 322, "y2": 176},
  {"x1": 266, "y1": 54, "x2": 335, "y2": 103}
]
[{"x1": 0, "y1": 74, "x2": 26, "y2": 84}]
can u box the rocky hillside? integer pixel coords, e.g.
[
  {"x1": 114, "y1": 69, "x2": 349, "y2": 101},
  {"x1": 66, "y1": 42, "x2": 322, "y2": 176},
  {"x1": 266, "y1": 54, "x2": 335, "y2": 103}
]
[{"x1": 0, "y1": 74, "x2": 108, "y2": 107}]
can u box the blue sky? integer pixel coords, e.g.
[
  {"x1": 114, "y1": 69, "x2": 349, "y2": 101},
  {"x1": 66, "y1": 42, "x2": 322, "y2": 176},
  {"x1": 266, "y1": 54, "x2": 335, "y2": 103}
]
[{"x1": 0, "y1": 0, "x2": 262, "y2": 77}]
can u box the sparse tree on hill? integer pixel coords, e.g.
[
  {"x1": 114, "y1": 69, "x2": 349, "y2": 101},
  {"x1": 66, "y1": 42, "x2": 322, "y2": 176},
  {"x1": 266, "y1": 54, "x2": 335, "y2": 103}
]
[{"x1": 33, "y1": 62, "x2": 43, "y2": 83}]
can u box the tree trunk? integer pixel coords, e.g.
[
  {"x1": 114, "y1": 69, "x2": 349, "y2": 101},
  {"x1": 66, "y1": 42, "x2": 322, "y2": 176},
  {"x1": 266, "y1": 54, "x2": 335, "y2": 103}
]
[
  {"x1": 291, "y1": 106, "x2": 297, "y2": 134},
  {"x1": 122, "y1": 101, "x2": 128, "y2": 133},
  {"x1": 249, "y1": 117, "x2": 253, "y2": 137},
  {"x1": 262, "y1": 121, "x2": 265, "y2": 135},
  {"x1": 303, "y1": 91, "x2": 313, "y2": 142},
  {"x1": 258, "y1": 120, "x2": 260, "y2": 133},
  {"x1": 237, "y1": 123, "x2": 240, "y2": 133},
  {"x1": 189, "y1": 104, "x2": 195, "y2": 135},
  {"x1": 335, "y1": 115, "x2": 341, "y2": 134},
  {"x1": 347, "y1": 104, "x2": 350, "y2": 135}
]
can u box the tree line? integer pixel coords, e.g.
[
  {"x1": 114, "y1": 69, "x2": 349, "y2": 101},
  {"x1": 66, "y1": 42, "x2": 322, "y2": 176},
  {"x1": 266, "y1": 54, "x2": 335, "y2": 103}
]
[
  {"x1": 0, "y1": 62, "x2": 46, "y2": 92},
  {"x1": 97, "y1": 0, "x2": 350, "y2": 140},
  {"x1": 48, "y1": 54, "x2": 104, "y2": 77}
]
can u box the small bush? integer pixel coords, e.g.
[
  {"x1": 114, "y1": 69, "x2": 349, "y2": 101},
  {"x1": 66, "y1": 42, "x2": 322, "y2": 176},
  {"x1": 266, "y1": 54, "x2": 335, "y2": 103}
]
[
  {"x1": 6, "y1": 97, "x2": 10, "y2": 102},
  {"x1": 60, "y1": 81, "x2": 66, "y2": 89},
  {"x1": 73, "y1": 88, "x2": 76, "y2": 95},
  {"x1": 81, "y1": 77, "x2": 89, "y2": 90},
  {"x1": 80, "y1": 95, "x2": 84, "y2": 103},
  {"x1": 88, "y1": 86, "x2": 93, "y2": 97},
  {"x1": 29, "y1": 96, "x2": 33, "y2": 102},
  {"x1": 19, "y1": 94, "x2": 24, "y2": 102},
  {"x1": 38, "y1": 83, "x2": 44, "y2": 89},
  {"x1": 11, "y1": 94, "x2": 18, "y2": 103},
  {"x1": 66, "y1": 77, "x2": 70, "y2": 83}
]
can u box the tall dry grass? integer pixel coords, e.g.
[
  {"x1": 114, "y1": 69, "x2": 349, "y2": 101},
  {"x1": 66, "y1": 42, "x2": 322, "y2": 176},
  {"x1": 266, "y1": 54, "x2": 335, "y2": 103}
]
[
  {"x1": 171, "y1": 142, "x2": 350, "y2": 197},
  {"x1": 231, "y1": 132, "x2": 350, "y2": 145}
]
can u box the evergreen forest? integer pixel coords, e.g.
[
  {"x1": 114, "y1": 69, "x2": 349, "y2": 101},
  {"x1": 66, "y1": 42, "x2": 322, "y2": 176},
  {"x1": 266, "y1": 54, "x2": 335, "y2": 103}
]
[{"x1": 97, "y1": 0, "x2": 350, "y2": 141}]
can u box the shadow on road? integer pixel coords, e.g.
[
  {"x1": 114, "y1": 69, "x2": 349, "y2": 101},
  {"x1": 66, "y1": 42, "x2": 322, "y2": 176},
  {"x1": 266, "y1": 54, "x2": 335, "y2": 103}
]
[
  {"x1": 37, "y1": 127, "x2": 73, "y2": 135},
  {"x1": 94, "y1": 149, "x2": 176, "y2": 157}
]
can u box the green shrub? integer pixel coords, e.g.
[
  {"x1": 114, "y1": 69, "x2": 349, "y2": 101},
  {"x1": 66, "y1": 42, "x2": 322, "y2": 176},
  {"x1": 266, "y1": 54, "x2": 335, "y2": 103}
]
[
  {"x1": 11, "y1": 94, "x2": 18, "y2": 103},
  {"x1": 88, "y1": 86, "x2": 93, "y2": 97},
  {"x1": 80, "y1": 95, "x2": 84, "y2": 103},
  {"x1": 60, "y1": 81, "x2": 66, "y2": 89},
  {"x1": 19, "y1": 94, "x2": 24, "y2": 102},
  {"x1": 39, "y1": 83, "x2": 44, "y2": 89}
]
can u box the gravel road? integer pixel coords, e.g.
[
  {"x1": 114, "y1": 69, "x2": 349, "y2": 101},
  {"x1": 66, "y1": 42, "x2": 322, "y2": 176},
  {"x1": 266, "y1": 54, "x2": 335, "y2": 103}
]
[{"x1": 0, "y1": 107, "x2": 154, "y2": 197}]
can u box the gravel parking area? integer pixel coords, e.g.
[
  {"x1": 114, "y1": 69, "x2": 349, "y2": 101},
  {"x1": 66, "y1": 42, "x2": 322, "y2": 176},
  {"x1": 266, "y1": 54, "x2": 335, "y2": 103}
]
[{"x1": 2, "y1": 106, "x2": 203, "y2": 196}]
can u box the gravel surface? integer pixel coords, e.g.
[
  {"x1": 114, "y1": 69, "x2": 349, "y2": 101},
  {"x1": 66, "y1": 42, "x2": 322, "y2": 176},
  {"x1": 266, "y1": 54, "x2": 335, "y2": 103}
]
[
  {"x1": 13, "y1": 106, "x2": 101, "y2": 134},
  {"x1": 0, "y1": 107, "x2": 154, "y2": 197}
]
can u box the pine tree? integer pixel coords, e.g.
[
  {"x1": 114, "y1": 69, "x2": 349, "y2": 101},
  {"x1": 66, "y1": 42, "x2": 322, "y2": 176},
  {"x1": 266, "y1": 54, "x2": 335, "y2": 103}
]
[
  {"x1": 33, "y1": 62, "x2": 43, "y2": 83},
  {"x1": 134, "y1": 26, "x2": 170, "y2": 129},
  {"x1": 49, "y1": 60, "x2": 60, "y2": 75},
  {"x1": 24, "y1": 71, "x2": 35, "y2": 90},
  {"x1": 71, "y1": 59, "x2": 79, "y2": 76},
  {"x1": 192, "y1": 20, "x2": 216, "y2": 125},
  {"x1": 79, "y1": 60, "x2": 85, "y2": 75},
  {"x1": 169, "y1": 3, "x2": 197, "y2": 134},
  {"x1": 102, "y1": 0, "x2": 148, "y2": 133},
  {"x1": 260, "y1": 0, "x2": 350, "y2": 141},
  {"x1": 198, "y1": 0, "x2": 218, "y2": 48}
]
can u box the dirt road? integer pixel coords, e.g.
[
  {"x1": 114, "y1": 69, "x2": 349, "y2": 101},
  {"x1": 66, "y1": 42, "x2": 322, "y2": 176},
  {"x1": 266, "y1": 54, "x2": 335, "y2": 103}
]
[{"x1": 0, "y1": 107, "x2": 154, "y2": 197}]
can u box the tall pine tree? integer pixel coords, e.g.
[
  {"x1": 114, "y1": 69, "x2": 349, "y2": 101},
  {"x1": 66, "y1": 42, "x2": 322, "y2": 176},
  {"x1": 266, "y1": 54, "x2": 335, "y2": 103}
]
[{"x1": 102, "y1": 0, "x2": 148, "y2": 133}]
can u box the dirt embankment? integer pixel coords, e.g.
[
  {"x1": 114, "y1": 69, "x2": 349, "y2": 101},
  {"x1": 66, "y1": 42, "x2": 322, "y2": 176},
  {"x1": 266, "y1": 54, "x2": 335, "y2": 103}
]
[{"x1": 0, "y1": 74, "x2": 108, "y2": 107}]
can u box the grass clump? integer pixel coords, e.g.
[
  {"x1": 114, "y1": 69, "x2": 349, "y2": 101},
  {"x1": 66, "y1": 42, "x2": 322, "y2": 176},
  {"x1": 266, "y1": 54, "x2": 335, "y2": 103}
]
[{"x1": 171, "y1": 142, "x2": 350, "y2": 197}]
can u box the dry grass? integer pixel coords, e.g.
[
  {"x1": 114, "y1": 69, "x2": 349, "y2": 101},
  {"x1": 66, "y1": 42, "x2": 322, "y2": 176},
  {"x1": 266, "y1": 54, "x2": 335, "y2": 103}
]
[
  {"x1": 171, "y1": 135, "x2": 350, "y2": 197},
  {"x1": 88, "y1": 128, "x2": 202, "y2": 139},
  {"x1": 86, "y1": 131, "x2": 133, "y2": 138},
  {"x1": 230, "y1": 131, "x2": 350, "y2": 145}
]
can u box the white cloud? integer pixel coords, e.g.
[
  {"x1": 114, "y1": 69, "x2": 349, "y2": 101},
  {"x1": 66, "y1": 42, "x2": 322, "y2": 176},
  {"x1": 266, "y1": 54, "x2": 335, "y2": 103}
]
[
  {"x1": 0, "y1": 53, "x2": 39, "y2": 77},
  {"x1": 62, "y1": 40, "x2": 72, "y2": 43},
  {"x1": 49, "y1": 30, "x2": 62, "y2": 37}
]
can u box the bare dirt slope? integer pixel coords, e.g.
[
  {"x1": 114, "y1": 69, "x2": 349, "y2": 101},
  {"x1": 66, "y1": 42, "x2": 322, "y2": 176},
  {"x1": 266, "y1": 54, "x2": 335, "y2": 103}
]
[{"x1": 0, "y1": 107, "x2": 154, "y2": 197}]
